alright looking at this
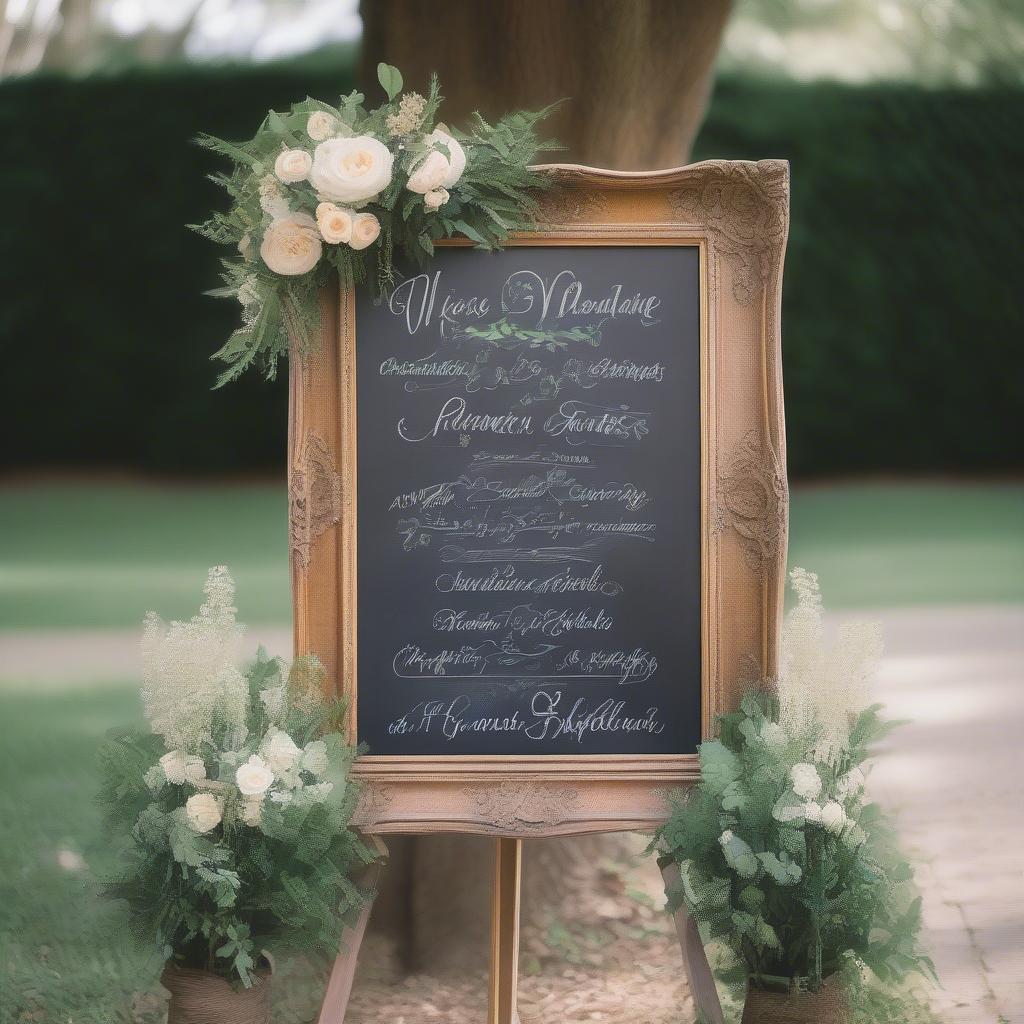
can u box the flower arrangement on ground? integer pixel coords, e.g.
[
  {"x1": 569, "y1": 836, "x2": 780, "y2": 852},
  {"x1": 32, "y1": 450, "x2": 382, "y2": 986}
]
[
  {"x1": 98, "y1": 567, "x2": 374, "y2": 1000},
  {"x1": 655, "y1": 569, "x2": 935, "y2": 1017},
  {"x1": 193, "y1": 62, "x2": 559, "y2": 385}
]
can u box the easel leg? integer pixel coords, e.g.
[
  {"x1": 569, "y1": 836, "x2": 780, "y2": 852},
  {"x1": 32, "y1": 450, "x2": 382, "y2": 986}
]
[
  {"x1": 488, "y1": 837, "x2": 522, "y2": 1024},
  {"x1": 660, "y1": 861, "x2": 725, "y2": 1024},
  {"x1": 317, "y1": 837, "x2": 389, "y2": 1024}
]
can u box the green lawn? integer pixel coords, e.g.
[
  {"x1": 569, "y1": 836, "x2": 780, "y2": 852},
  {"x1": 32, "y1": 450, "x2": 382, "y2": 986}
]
[{"x1": 0, "y1": 481, "x2": 1021, "y2": 629}]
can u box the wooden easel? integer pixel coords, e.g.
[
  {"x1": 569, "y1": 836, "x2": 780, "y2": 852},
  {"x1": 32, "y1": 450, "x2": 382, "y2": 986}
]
[
  {"x1": 317, "y1": 836, "x2": 724, "y2": 1024},
  {"x1": 317, "y1": 835, "x2": 524, "y2": 1024}
]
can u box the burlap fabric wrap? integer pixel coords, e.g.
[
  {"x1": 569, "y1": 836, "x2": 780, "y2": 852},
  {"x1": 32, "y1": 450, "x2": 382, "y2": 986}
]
[
  {"x1": 161, "y1": 963, "x2": 271, "y2": 1024},
  {"x1": 741, "y1": 975, "x2": 848, "y2": 1024}
]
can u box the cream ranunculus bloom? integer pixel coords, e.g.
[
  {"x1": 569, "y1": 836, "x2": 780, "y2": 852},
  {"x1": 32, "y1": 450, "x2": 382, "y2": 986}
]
[
  {"x1": 425, "y1": 128, "x2": 467, "y2": 188},
  {"x1": 316, "y1": 202, "x2": 354, "y2": 244},
  {"x1": 184, "y1": 793, "x2": 222, "y2": 834},
  {"x1": 406, "y1": 150, "x2": 449, "y2": 195},
  {"x1": 350, "y1": 212, "x2": 381, "y2": 251},
  {"x1": 235, "y1": 753, "x2": 274, "y2": 796},
  {"x1": 306, "y1": 110, "x2": 338, "y2": 142},
  {"x1": 263, "y1": 729, "x2": 302, "y2": 774},
  {"x1": 274, "y1": 148, "x2": 313, "y2": 184},
  {"x1": 260, "y1": 213, "x2": 322, "y2": 276},
  {"x1": 424, "y1": 187, "x2": 449, "y2": 212},
  {"x1": 310, "y1": 136, "x2": 394, "y2": 204}
]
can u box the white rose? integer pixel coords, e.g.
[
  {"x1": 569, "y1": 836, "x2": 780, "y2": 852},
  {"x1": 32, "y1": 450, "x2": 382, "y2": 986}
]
[
  {"x1": 274, "y1": 148, "x2": 312, "y2": 184},
  {"x1": 240, "y1": 796, "x2": 263, "y2": 827},
  {"x1": 350, "y1": 212, "x2": 381, "y2": 251},
  {"x1": 316, "y1": 202, "x2": 354, "y2": 244},
  {"x1": 184, "y1": 793, "x2": 222, "y2": 834},
  {"x1": 263, "y1": 729, "x2": 302, "y2": 774},
  {"x1": 310, "y1": 136, "x2": 393, "y2": 204},
  {"x1": 260, "y1": 213, "x2": 322, "y2": 276},
  {"x1": 160, "y1": 750, "x2": 206, "y2": 786},
  {"x1": 424, "y1": 187, "x2": 449, "y2": 212},
  {"x1": 803, "y1": 801, "x2": 823, "y2": 825},
  {"x1": 425, "y1": 128, "x2": 466, "y2": 188},
  {"x1": 790, "y1": 762, "x2": 823, "y2": 800},
  {"x1": 759, "y1": 722, "x2": 786, "y2": 746},
  {"x1": 406, "y1": 150, "x2": 449, "y2": 194},
  {"x1": 269, "y1": 789, "x2": 294, "y2": 806},
  {"x1": 235, "y1": 753, "x2": 274, "y2": 796},
  {"x1": 307, "y1": 110, "x2": 338, "y2": 142},
  {"x1": 820, "y1": 801, "x2": 847, "y2": 834}
]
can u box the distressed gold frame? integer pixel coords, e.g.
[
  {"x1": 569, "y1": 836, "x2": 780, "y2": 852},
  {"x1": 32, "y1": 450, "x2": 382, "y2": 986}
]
[{"x1": 289, "y1": 160, "x2": 790, "y2": 838}]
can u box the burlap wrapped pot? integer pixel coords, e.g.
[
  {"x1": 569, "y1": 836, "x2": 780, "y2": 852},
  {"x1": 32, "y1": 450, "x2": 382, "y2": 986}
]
[
  {"x1": 741, "y1": 975, "x2": 848, "y2": 1024},
  {"x1": 161, "y1": 960, "x2": 272, "y2": 1024}
]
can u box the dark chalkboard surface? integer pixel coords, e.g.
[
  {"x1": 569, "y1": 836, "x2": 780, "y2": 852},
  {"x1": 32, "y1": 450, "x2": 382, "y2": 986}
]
[{"x1": 355, "y1": 245, "x2": 701, "y2": 756}]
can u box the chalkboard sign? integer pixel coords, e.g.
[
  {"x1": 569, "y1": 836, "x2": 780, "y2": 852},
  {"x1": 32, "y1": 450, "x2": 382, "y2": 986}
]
[
  {"x1": 355, "y1": 246, "x2": 701, "y2": 756},
  {"x1": 289, "y1": 162, "x2": 789, "y2": 837}
]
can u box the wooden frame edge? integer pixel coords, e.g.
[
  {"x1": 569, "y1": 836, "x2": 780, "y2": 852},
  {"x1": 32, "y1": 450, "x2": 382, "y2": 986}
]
[{"x1": 290, "y1": 160, "x2": 790, "y2": 837}]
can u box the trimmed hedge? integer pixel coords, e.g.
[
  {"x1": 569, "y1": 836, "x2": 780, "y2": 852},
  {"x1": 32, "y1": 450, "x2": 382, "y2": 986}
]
[
  {"x1": 0, "y1": 66, "x2": 1020, "y2": 476},
  {"x1": 693, "y1": 79, "x2": 1023, "y2": 476}
]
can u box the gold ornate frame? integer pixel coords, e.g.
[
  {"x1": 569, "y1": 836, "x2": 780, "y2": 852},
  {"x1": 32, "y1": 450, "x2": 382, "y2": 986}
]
[{"x1": 288, "y1": 160, "x2": 790, "y2": 838}]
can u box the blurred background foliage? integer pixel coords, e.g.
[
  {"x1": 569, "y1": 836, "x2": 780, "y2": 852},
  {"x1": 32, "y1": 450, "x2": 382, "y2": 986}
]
[
  {"x1": 1, "y1": 65, "x2": 1021, "y2": 476},
  {"x1": 0, "y1": 0, "x2": 1021, "y2": 479}
]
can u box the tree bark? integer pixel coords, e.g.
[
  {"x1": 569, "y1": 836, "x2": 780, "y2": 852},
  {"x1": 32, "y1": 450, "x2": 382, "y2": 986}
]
[{"x1": 359, "y1": 0, "x2": 732, "y2": 170}]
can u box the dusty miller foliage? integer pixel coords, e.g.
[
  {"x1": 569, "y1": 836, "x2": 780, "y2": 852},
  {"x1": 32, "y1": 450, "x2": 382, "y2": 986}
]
[
  {"x1": 655, "y1": 570, "x2": 935, "y2": 998},
  {"x1": 192, "y1": 63, "x2": 560, "y2": 386},
  {"x1": 97, "y1": 570, "x2": 374, "y2": 987}
]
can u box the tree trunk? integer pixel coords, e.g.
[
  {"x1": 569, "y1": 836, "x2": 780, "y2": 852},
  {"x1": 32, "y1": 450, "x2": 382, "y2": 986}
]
[{"x1": 359, "y1": 0, "x2": 732, "y2": 170}]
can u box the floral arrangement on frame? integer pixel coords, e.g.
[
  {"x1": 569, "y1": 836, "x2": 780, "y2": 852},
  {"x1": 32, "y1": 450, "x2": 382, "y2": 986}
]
[
  {"x1": 193, "y1": 63, "x2": 559, "y2": 385},
  {"x1": 654, "y1": 569, "x2": 935, "y2": 1020},
  {"x1": 97, "y1": 567, "x2": 373, "y2": 1002}
]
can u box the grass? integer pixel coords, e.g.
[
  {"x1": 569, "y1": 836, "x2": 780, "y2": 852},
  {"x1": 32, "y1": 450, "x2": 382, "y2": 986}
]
[
  {"x1": 0, "y1": 483, "x2": 290, "y2": 628},
  {"x1": 0, "y1": 686, "x2": 164, "y2": 1023},
  {"x1": 0, "y1": 480, "x2": 1021, "y2": 630}
]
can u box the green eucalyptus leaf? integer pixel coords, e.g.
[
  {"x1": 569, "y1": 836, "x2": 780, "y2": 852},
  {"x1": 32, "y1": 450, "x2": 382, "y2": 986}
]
[{"x1": 377, "y1": 63, "x2": 403, "y2": 101}]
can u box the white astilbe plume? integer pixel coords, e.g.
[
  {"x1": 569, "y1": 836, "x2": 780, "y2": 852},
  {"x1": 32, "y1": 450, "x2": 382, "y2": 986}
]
[
  {"x1": 777, "y1": 568, "x2": 882, "y2": 764},
  {"x1": 140, "y1": 566, "x2": 248, "y2": 752}
]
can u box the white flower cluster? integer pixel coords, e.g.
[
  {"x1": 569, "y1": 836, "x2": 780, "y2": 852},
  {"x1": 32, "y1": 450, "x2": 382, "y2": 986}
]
[
  {"x1": 256, "y1": 117, "x2": 467, "y2": 278},
  {"x1": 769, "y1": 761, "x2": 869, "y2": 841},
  {"x1": 777, "y1": 568, "x2": 882, "y2": 763},
  {"x1": 140, "y1": 566, "x2": 247, "y2": 752},
  {"x1": 140, "y1": 567, "x2": 339, "y2": 834},
  {"x1": 155, "y1": 716, "x2": 334, "y2": 834}
]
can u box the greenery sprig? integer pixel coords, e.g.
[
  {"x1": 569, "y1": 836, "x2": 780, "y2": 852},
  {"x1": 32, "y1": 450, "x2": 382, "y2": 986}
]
[
  {"x1": 193, "y1": 63, "x2": 560, "y2": 386},
  {"x1": 653, "y1": 571, "x2": 936, "y2": 999}
]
